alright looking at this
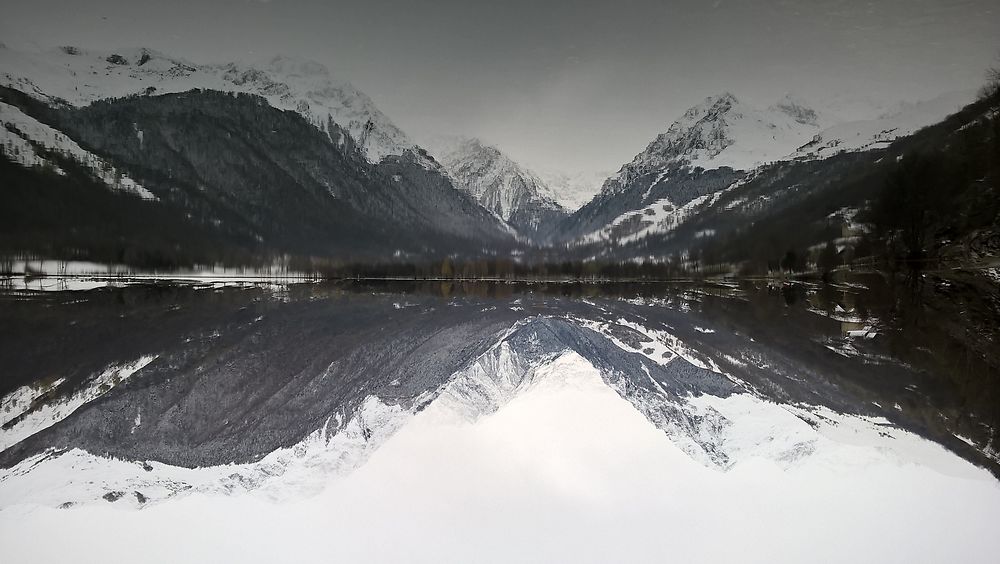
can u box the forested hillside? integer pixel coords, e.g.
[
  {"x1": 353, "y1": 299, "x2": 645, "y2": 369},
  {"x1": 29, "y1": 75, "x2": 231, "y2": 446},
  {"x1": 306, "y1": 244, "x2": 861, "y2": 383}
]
[
  {"x1": 1, "y1": 88, "x2": 515, "y2": 267},
  {"x1": 599, "y1": 88, "x2": 1000, "y2": 277}
]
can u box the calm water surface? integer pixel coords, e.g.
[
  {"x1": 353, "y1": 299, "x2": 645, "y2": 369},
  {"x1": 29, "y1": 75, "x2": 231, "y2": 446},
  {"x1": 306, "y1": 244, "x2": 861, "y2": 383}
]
[{"x1": 1, "y1": 277, "x2": 998, "y2": 562}]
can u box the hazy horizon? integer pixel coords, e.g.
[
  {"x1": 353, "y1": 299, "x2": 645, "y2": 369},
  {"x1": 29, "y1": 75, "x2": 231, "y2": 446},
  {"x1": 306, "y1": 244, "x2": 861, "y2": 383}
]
[{"x1": 2, "y1": 0, "x2": 997, "y2": 175}]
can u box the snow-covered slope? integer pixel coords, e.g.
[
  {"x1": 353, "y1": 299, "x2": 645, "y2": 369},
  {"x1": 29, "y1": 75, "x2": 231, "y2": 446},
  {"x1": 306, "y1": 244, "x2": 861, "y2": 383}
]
[
  {"x1": 557, "y1": 93, "x2": 824, "y2": 244},
  {"x1": 578, "y1": 191, "x2": 721, "y2": 246},
  {"x1": 535, "y1": 169, "x2": 610, "y2": 211},
  {"x1": 0, "y1": 101, "x2": 156, "y2": 199},
  {"x1": 0, "y1": 44, "x2": 419, "y2": 164},
  {"x1": 794, "y1": 90, "x2": 977, "y2": 160},
  {"x1": 426, "y1": 136, "x2": 567, "y2": 239},
  {"x1": 0, "y1": 394, "x2": 414, "y2": 508},
  {"x1": 0, "y1": 355, "x2": 157, "y2": 452},
  {"x1": 601, "y1": 92, "x2": 826, "y2": 196},
  {"x1": 560, "y1": 89, "x2": 976, "y2": 248}
]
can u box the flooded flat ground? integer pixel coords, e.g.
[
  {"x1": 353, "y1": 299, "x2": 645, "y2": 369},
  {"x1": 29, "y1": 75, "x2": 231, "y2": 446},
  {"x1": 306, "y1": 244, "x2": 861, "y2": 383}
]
[{"x1": 1, "y1": 276, "x2": 998, "y2": 562}]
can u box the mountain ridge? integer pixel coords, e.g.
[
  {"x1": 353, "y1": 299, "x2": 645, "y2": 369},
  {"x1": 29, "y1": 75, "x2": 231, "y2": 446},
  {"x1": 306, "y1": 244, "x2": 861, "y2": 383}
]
[{"x1": 0, "y1": 44, "x2": 422, "y2": 165}]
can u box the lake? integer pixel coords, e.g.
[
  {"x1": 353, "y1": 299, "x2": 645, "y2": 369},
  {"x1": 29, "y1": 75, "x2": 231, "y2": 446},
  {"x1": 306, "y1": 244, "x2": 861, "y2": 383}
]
[{"x1": 1, "y1": 277, "x2": 998, "y2": 563}]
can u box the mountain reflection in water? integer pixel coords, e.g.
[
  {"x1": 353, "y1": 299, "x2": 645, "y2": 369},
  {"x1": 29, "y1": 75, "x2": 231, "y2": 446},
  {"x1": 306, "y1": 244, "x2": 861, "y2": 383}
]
[{"x1": 0, "y1": 277, "x2": 998, "y2": 562}]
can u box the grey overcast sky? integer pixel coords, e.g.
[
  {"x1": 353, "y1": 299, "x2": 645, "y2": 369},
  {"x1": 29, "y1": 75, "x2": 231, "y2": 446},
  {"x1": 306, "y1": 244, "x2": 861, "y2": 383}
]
[{"x1": 2, "y1": 0, "x2": 998, "y2": 174}]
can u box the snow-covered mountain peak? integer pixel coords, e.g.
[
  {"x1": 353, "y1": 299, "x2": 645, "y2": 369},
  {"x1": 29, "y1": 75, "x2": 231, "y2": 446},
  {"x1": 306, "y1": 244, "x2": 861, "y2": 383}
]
[
  {"x1": 424, "y1": 135, "x2": 567, "y2": 237},
  {"x1": 601, "y1": 92, "x2": 825, "y2": 195},
  {"x1": 679, "y1": 91, "x2": 739, "y2": 120},
  {"x1": 0, "y1": 44, "x2": 420, "y2": 164}
]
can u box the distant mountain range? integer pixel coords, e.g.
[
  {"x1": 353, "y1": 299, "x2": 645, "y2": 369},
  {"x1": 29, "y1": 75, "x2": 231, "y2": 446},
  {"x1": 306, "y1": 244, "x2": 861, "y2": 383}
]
[
  {"x1": 0, "y1": 43, "x2": 988, "y2": 269},
  {"x1": 534, "y1": 169, "x2": 610, "y2": 212}
]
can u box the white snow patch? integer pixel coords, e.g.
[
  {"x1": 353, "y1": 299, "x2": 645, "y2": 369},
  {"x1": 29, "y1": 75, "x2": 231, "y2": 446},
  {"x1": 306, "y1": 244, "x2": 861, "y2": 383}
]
[
  {"x1": 0, "y1": 102, "x2": 157, "y2": 199},
  {"x1": 0, "y1": 355, "x2": 157, "y2": 452},
  {"x1": 580, "y1": 191, "x2": 716, "y2": 245},
  {"x1": 795, "y1": 90, "x2": 976, "y2": 161}
]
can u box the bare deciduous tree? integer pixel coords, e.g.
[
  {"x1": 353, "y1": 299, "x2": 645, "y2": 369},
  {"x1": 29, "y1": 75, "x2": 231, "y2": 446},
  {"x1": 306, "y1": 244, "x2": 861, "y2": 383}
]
[{"x1": 980, "y1": 55, "x2": 1000, "y2": 100}]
